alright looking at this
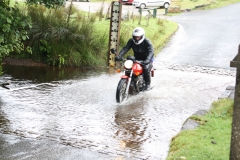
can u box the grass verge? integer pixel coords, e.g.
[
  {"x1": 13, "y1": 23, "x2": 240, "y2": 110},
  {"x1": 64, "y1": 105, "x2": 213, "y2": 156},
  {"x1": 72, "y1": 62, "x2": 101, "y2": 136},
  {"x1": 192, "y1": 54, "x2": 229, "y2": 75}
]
[
  {"x1": 167, "y1": 99, "x2": 234, "y2": 160},
  {"x1": 170, "y1": 0, "x2": 240, "y2": 10},
  {"x1": 109, "y1": 18, "x2": 178, "y2": 56}
]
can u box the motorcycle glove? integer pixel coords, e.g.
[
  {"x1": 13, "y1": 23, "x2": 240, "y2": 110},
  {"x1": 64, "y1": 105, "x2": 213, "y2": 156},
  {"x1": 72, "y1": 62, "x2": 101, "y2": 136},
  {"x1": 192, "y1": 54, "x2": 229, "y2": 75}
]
[
  {"x1": 115, "y1": 56, "x2": 122, "y2": 61},
  {"x1": 143, "y1": 59, "x2": 150, "y2": 65}
]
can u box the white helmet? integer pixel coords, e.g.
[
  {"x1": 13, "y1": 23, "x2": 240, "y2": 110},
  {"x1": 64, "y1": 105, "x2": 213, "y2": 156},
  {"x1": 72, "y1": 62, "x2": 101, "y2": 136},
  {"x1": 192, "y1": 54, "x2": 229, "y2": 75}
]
[{"x1": 132, "y1": 27, "x2": 145, "y2": 45}]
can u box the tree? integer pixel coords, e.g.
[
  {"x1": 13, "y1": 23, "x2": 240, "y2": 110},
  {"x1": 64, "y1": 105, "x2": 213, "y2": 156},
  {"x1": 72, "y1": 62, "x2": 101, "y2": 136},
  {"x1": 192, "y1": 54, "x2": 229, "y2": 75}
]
[{"x1": 0, "y1": 0, "x2": 32, "y2": 74}]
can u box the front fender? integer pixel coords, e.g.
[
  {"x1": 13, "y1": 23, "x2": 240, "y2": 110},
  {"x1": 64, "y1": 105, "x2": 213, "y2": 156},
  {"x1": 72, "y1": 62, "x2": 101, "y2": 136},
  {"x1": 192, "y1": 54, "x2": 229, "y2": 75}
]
[{"x1": 121, "y1": 75, "x2": 129, "y2": 79}]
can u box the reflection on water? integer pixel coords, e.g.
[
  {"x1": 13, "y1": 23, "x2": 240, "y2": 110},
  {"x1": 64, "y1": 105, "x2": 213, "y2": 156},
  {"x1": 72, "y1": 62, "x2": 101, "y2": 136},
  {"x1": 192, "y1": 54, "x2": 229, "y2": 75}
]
[
  {"x1": 115, "y1": 101, "x2": 147, "y2": 151},
  {"x1": 0, "y1": 64, "x2": 116, "y2": 135},
  {"x1": 0, "y1": 65, "x2": 117, "y2": 92},
  {"x1": 0, "y1": 98, "x2": 10, "y2": 133},
  {"x1": 2, "y1": 65, "x2": 113, "y2": 83}
]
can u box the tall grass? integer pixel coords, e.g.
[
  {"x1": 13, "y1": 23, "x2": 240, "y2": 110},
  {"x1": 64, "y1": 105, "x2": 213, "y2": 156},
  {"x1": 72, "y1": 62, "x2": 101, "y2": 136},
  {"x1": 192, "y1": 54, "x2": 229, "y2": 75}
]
[
  {"x1": 7, "y1": 1, "x2": 177, "y2": 67},
  {"x1": 25, "y1": 4, "x2": 108, "y2": 67}
]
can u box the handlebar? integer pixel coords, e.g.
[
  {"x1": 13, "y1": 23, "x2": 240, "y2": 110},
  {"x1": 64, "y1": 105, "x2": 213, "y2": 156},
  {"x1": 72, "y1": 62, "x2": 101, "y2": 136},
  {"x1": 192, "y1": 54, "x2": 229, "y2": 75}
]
[{"x1": 115, "y1": 59, "x2": 146, "y2": 65}]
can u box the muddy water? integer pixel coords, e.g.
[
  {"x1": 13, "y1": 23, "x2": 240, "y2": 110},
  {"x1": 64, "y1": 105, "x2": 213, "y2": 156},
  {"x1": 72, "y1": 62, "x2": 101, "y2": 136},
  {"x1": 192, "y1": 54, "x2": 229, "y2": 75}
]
[{"x1": 0, "y1": 63, "x2": 235, "y2": 159}]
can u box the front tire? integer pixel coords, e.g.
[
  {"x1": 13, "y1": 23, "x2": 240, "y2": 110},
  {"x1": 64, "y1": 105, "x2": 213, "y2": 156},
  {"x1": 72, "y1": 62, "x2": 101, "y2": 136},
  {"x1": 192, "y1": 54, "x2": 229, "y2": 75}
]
[{"x1": 116, "y1": 79, "x2": 128, "y2": 103}]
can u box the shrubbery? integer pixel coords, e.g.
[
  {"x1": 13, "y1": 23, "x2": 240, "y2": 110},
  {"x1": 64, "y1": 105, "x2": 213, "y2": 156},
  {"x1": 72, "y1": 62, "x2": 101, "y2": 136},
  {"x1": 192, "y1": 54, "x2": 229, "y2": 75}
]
[
  {"x1": 1, "y1": 0, "x2": 176, "y2": 69},
  {"x1": 0, "y1": 0, "x2": 32, "y2": 74},
  {"x1": 25, "y1": 4, "x2": 108, "y2": 67}
]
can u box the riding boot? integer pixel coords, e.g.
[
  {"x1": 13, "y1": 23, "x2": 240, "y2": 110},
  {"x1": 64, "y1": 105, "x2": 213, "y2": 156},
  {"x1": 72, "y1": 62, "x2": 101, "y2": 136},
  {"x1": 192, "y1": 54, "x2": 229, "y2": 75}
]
[
  {"x1": 144, "y1": 73, "x2": 151, "y2": 90},
  {"x1": 143, "y1": 64, "x2": 151, "y2": 90}
]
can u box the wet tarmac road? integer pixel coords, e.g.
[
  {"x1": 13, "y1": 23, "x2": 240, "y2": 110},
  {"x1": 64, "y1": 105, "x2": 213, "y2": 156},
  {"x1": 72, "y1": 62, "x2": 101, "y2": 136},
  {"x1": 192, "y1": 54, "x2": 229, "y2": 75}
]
[
  {"x1": 159, "y1": 2, "x2": 240, "y2": 70},
  {"x1": 0, "y1": 2, "x2": 239, "y2": 160}
]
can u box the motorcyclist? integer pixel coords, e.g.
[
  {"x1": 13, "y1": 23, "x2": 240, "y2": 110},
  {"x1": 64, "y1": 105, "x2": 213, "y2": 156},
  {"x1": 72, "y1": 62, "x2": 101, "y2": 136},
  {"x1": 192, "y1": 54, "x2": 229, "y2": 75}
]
[{"x1": 115, "y1": 27, "x2": 154, "y2": 90}]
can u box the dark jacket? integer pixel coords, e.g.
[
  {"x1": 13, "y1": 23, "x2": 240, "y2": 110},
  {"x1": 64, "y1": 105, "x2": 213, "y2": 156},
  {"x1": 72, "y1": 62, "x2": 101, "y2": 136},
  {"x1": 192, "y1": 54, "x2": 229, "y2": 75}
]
[{"x1": 118, "y1": 38, "x2": 154, "y2": 64}]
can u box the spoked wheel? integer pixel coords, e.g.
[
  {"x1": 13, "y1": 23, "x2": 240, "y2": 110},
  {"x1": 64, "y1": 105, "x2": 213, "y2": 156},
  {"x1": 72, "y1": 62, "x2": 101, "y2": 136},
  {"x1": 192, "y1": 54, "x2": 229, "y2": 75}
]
[{"x1": 116, "y1": 79, "x2": 128, "y2": 103}]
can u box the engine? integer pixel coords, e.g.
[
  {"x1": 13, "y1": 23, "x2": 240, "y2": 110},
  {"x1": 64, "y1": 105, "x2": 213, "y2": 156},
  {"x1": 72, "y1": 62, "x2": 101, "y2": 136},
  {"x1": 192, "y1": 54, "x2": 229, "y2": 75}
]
[{"x1": 134, "y1": 75, "x2": 145, "y2": 92}]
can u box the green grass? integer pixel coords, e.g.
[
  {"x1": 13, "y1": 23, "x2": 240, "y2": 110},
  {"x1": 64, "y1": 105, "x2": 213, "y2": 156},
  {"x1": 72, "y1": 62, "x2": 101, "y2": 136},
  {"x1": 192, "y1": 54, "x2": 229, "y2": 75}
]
[
  {"x1": 10, "y1": 0, "x2": 25, "y2": 6},
  {"x1": 23, "y1": 1, "x2": 178, "y2": 67},
  {"x1": 171, "y1": 0, "x2": 240, "y2": 10},
  {"x1": 8, "y1": 2, "x2": 177, "y2": 67},
  {"x1": 167, "y1": 99, "x2": 234, "y2": 160},
  {"x1": 117, "y1": 18, "x2": 178, "y2": 55},
  {"x1": 93, "y1": 17, "x2": 178, "y2": 62}
]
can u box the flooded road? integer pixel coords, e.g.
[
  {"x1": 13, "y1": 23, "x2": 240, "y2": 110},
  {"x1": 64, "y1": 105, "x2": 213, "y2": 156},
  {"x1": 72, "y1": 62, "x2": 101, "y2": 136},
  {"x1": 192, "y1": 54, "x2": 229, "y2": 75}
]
[
  {"x1": 1, "y1": 2, "x2": 240, "y2": 160},
  {"x1": 0, "y1": 63, "x2": 235, "y2": 159}
]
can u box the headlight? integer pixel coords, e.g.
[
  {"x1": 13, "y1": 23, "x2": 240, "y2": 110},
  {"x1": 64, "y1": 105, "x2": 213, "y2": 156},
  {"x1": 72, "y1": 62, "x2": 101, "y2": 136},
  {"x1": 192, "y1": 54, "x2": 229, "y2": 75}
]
[{"x1": 124, "y1": 60, "x2": 133, "y2": 69}]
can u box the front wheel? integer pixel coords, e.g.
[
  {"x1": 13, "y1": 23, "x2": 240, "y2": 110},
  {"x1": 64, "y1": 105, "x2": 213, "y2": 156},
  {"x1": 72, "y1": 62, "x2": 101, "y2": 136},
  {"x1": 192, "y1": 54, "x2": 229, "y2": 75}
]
[{"x1": 116, "y1": 79, "x2": 128, "y2": 103}]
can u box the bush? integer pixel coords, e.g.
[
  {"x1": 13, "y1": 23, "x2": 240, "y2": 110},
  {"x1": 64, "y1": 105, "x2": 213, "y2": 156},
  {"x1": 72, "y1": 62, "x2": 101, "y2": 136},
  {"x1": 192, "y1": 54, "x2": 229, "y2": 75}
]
[
  {"x1": 25, "y1": 4, "x2": 108, "y2": 67},
  {"x1": 0, "y1": 1, "x2": 31, "y2": 63}
]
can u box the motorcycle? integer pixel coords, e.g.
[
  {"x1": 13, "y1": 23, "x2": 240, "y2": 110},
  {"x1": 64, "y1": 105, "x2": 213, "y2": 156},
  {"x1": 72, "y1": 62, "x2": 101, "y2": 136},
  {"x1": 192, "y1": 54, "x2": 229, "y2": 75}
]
[{"x1": 111, "y1": 49, "x2": 155, "y2": 103}]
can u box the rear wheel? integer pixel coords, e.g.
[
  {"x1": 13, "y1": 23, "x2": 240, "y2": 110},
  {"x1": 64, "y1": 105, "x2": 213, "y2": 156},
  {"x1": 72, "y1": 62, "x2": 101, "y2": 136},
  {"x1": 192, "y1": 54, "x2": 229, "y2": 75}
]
[{"x1": 116, "y1": 79, "x2": 128, "y2": 103}]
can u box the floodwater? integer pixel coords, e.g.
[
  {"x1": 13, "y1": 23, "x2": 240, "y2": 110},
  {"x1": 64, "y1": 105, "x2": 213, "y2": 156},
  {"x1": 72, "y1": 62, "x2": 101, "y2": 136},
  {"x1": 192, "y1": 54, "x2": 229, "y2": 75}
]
[{"x1": 0, "y1": 63, "x2": 235, "y2": 159}]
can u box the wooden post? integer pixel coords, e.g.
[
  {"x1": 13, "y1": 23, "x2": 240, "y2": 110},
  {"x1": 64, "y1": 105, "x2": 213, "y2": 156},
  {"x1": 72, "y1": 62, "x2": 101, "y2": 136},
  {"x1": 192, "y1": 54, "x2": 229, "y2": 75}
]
[
  {"x1": 107, "y1": 1, "x2": 122, "y2": 67},
  {"x1": 138, "y1": 8, "x2": 142, "y2": 25},
  {"x1": 230, "y1": 44, "x2": 240, "y2": 160}
]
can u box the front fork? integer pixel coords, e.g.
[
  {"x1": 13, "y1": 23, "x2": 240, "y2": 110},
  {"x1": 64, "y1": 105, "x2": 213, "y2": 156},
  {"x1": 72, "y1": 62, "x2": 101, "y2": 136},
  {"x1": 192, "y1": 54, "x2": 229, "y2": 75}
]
[{"x1": 121, "y1": 70, "x2": 133, "y2": 99}]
